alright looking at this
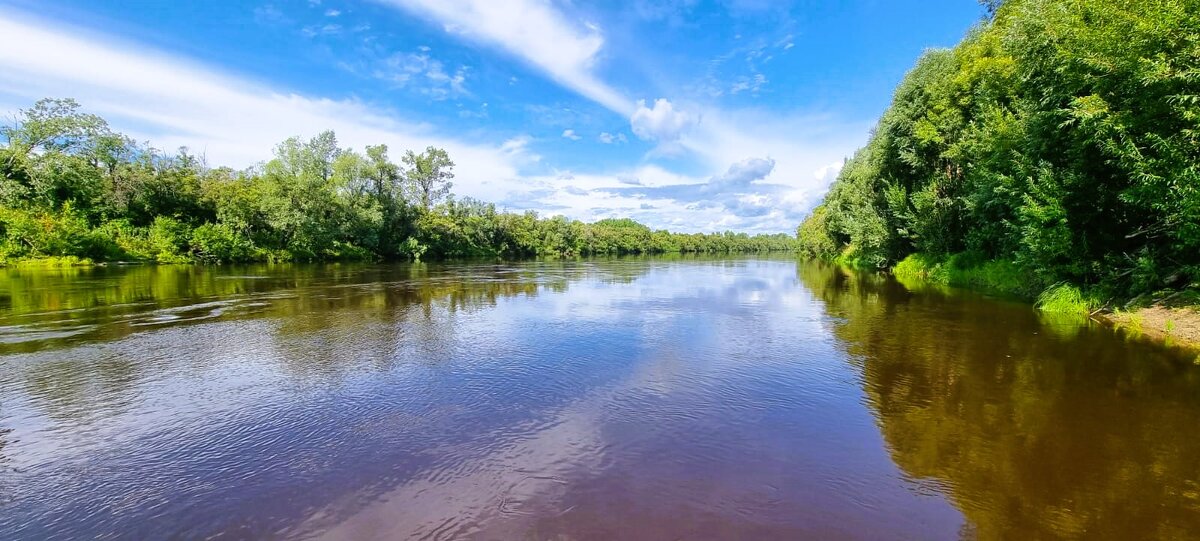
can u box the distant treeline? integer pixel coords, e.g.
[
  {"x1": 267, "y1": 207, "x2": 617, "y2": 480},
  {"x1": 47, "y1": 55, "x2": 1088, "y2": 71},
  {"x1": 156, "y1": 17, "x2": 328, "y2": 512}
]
[
  {"x1": 0, "y1": 99, "x2": 795, "y2": 264},
  {"x1": 798, "y1": 0, "x2": 1199, "y2": 302}
]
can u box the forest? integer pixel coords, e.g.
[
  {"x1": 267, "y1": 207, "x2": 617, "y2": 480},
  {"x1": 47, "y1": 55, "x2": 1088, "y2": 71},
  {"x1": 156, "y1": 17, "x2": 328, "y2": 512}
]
[
  {"x1": 797, "y1": 0, "x2": 1199, "y2": 308},
  {"x1": 0, "y1": 98, "x2": 795, "y2": 265}
]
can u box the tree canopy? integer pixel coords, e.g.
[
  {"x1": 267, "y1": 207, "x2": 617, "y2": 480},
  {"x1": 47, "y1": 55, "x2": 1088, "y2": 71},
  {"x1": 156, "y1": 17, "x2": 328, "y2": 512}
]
[
  {"x1": 0, "y1": 100, "x2": 796, "y2": 264},
  {"x1": 797, "y1": 0, "x2": 1200, "y2": 300}
]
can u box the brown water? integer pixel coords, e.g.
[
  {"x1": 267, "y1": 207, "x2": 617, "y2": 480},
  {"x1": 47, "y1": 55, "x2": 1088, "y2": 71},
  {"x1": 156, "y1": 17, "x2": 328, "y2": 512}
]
[{"x1": 0, "y1": 258, "x2": 1197, "y2": 540}]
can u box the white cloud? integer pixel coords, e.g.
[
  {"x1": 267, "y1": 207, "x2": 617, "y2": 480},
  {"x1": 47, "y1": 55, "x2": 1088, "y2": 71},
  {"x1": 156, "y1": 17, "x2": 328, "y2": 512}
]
[
  {"x1": 0, "y1": 5, "x2": 864, "y2": 235},
  {"x1": 561, "y1": 129, "x2": 581, "y2": 141},
  {"x1": 498, "y1": 135, "x2": 540, "y2": 166},
  {"x1": 629, "y1": 98, "x2": 694, "y2": 142},
  {"x1": 0, "y1": 9, "x2": 532, "y2": 203},
  {"x1": 598, "y1": 132, "x2": 626, "y2": 144},
  {"x1": 382, "y1": 0, "x2": 633, "y2": 114},
  {"x1": 324, "y1": 9, "x2": 341, "y2": 17},
  {"x1": 378, "y1": 0, "x2": 861, "y2": 231},
  {"x1": 813, "y1": 161, "x2": 843, "y2": 184},
  {"x1": 705, "y1": 157, "x2": 775, "y2": 191},
  {"x1": 371, "y1": 51, "x2": 468, "y2": 99}
]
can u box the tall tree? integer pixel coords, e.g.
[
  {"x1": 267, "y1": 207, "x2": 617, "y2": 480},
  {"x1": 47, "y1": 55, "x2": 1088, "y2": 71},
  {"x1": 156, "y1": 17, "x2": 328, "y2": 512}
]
[{"x1": 402, "y1": 146, "x2": 454, "y2": 210}]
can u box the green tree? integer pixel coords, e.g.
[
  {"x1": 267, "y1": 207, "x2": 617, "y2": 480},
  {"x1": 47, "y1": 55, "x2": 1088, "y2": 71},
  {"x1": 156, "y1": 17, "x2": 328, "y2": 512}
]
[{"x1": 402, "y1": 146, "x2": 454, "y2": 210}]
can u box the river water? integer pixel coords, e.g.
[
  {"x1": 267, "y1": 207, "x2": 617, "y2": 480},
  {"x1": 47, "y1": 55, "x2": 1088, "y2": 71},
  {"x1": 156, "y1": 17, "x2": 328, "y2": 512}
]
[{"x1": 0, "y1": 257, "x2": 1197, "y2": 540}]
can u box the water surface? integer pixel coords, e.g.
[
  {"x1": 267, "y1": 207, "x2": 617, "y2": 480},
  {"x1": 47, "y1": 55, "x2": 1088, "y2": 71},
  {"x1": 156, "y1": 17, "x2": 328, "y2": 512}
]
[{"x1": 1, "y1": 258, "x2": 1197, "y2": 539}]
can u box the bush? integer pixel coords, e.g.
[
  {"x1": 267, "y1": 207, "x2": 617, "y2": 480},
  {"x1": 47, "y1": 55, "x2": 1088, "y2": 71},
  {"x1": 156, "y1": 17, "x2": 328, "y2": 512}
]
[
  {"x1": 0, "y1": 203, "x2": 94, "y2": 259},
  {"x1": 148, "y1": 216, "x2": 192, "y2": 263},
  {"x1": 190, "y1": 223, "x2": 255, "y2": 263},
  {"x1": 94, "y1": 219, "x2": 153, "y2": 260}
]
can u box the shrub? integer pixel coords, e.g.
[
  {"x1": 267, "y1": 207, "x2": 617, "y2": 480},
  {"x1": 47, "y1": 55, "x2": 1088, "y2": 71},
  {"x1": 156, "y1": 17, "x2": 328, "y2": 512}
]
[
  {"x1": 148, "y1": 216, "x2": 192, "y2": 263},
  {"x1": 190, "y1": 223, "x2": 255, "y2": 263}
]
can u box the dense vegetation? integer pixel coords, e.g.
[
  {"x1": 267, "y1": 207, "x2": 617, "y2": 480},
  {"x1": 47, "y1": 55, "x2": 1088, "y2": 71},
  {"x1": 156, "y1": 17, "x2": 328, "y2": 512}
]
[
  {"x1": 798, "y1": 0, "x2": 1199, "y2": 305},
  {"x1": 0, "y1": 99, "x2": 795, "y2": 265}
]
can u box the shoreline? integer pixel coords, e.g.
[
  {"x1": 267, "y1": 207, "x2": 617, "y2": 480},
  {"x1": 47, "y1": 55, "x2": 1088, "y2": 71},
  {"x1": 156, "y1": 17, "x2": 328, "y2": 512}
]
[
  {"x1": 872, "y1": 254, "x2": 1200, "y2": 354},
  {"x1": 1096, "y1": 304, "x2": 1200, "y2": 354}
]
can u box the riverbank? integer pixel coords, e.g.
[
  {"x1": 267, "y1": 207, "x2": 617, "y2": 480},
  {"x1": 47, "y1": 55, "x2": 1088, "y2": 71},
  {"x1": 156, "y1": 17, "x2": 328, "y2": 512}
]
[
  {"x1": 883, "y1": 253, "x2": 1200, "y2": 352},
  {"x1": 1102, "y1": 295, "x2": 1200, "y2": 352},
  {"x1": 0, "y1": 249, "x2": 798, "y2": 270}
]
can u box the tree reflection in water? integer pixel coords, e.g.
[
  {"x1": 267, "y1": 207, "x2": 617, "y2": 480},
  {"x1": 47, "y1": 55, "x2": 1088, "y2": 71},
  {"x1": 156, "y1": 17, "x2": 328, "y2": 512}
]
[{"x1": 798, "y1": 260, "x2": 1200, "y2": 540}]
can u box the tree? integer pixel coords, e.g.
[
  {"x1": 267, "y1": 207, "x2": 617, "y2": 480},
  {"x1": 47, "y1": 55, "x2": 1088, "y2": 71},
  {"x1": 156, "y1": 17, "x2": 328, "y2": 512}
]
[
  {"x1": 1, "y1": 98, "x2": 799, "y2": 265},
  {"x1": 1, "y1": 98, "x2": 125, "y2": 211},
  {"x1": 979, "y1": 0, "x2": 1003, "y2": 17},
  {"x1": 259, "y1": 131, "x2": 347, "y2": 258},
  {"x1": 402, "y1": 146, "x2": 454, "y2": 210}
]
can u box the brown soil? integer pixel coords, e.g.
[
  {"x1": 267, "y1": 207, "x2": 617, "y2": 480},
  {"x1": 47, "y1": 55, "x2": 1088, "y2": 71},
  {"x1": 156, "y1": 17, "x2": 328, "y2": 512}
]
[{"x1": 1103, "y1": 304, "x2": 1200, "y2": 352}]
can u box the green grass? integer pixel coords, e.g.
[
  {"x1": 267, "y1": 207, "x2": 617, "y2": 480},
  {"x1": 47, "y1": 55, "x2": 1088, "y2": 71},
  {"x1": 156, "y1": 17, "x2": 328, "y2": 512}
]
[
  {"x1": 892, "y1": 253, "x2": 1036, "y2": 298},
  {"x1": 1, "y1": 255, "x2": 95, "y2": 268},
  {"x1": 831, "y1": 247, "x2": 883, "y2": 271},
  {"x1": 1035, "y1": 283, "x2": 1099, "y2": 316},
  {"x1": 891, "y1": 253, "x2": 1115, "y2": 318}
]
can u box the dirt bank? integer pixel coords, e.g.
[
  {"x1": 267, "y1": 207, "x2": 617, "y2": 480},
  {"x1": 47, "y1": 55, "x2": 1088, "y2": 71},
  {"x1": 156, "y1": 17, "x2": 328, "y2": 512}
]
[{"x1": 1101, "y1": 300, "x2": 1200, "y2": 354}]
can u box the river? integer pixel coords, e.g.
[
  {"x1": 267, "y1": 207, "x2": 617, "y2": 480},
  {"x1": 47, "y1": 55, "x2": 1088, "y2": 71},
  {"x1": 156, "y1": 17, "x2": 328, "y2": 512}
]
[{"x1": 1, "y1": 257, "x2": 1197, "y2": 539}]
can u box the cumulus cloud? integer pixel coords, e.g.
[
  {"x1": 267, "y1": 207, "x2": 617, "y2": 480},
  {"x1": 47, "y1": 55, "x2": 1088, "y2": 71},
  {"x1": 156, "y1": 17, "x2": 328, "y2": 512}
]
[
  {"x1": 813, "y1": 161, "x2": 843, "y2": 185},
  {"x1": 703, "y1": 157, "x2": 775, "y2": 192},
  {"x1": 561, "y1": 129, "x2": 582, "y2": 141},
  {"x1": 629, "y1": 98, "x2": 694, "y2": 142}
]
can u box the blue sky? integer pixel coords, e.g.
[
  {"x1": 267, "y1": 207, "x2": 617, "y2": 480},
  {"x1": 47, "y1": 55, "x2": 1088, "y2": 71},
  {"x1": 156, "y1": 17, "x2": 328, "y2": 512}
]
[{"x1": 0, "y1": 0, "x2": 984, "y2": 233}]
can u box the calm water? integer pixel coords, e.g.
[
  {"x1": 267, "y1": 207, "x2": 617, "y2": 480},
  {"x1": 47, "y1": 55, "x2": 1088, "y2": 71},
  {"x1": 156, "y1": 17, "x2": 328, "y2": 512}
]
[{"x1": 1, "y1": 258, "x2": 1198, "y2": 540}]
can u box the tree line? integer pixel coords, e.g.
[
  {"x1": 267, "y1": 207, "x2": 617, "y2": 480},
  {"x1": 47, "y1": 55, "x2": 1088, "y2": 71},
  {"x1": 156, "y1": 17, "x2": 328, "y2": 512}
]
[
  {"x1": 0, "y1": 98, "x2": 795, "y2": 265},
  {"x1": 798, "y1": 0, "x2": 1199, "y2": 303}
]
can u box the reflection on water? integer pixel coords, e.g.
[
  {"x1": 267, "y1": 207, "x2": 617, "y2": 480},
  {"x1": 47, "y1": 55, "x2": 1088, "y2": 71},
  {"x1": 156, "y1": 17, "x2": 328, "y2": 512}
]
[
  {"x1": 0, "y1": 259, "x2": 1197, "y2": 539},
  {"x1": 800, "y1": 262, "x2": 1200, "y2": 540}
]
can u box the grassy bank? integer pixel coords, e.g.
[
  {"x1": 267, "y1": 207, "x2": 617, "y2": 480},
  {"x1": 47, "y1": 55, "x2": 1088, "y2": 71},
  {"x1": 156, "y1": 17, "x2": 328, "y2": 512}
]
[
  {"x1": 1, "y1": 255, "x2": 96, "y2": 268},
  {"x1": 884, "y1": 252, "x2": 1200, "y2": 351}
]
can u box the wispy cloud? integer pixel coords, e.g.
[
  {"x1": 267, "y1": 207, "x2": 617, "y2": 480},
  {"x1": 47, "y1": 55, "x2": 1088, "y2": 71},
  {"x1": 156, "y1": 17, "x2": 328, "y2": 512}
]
[
  {"x1": 598, "y1": 132, "x2": 627, "y2": 144},
  {"x1": 379, "y1": 0, "x2": 633, "y2": 114},
  {"x1": 0, "y1": 8, "x2": 530, "y2": 203},
  {"x1": 301, "y1": 23, "x2": 343, "y2": 37},
  {"x1": 0, "y1": 3, "x2": 863, "y2": 234},
  {"x1": 372, "y1": 51, "x2": 469, "y2": 99},
  {"x1": 729, "y1": 73, "x2": 767, "y2": 95}
]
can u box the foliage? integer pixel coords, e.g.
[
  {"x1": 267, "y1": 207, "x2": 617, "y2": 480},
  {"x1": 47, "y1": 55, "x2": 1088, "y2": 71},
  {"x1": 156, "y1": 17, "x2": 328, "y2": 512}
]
[
  {"x1": 1035, "y1": 283, "x2": 1099, "y2": 315},
  {"x1": 1, "y1": 99, "x2": 795, "y2": 265},
  {"x1": 798, "y1": 0, "x2": 1200, "y2": 303},
  {"x1": 190, "y1": 223, "x2": 256, "y2": 263},
  {"x1": 402, "y1": 146, "x2": 455, "y2": 210},
  {"x1": 893, "y1": 252, "x2": 1034, "y2": 298}
]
